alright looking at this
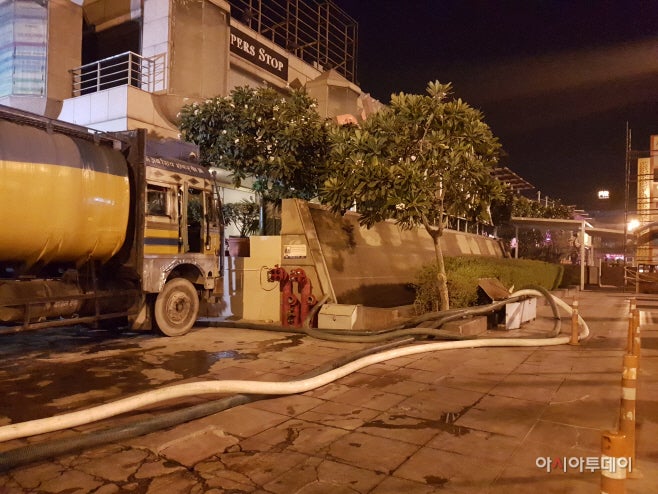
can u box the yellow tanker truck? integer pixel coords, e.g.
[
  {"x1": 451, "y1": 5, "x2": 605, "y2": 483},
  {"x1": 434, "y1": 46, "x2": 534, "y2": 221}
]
[{"x1": 0, "y1": 105, "x2": 223, "y2": 336}]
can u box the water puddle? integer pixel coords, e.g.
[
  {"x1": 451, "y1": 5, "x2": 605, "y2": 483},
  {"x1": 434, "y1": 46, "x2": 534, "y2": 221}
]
[{"x1": 0, "y1": 342, "x2": 254, "y2": 423}]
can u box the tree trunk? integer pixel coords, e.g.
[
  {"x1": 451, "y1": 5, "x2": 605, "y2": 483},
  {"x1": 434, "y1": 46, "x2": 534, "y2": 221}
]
[
  {"x1": 258, "y1": 193, "x2": 266, "y2": 235},
  {"x1": 431, "y1": 233, "x2": 450, "y2": 311}
]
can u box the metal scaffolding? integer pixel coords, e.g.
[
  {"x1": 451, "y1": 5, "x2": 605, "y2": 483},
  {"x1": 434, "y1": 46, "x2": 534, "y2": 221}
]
[{"x1": 227, "y1": 0, "x2": 358, "y2": 83}]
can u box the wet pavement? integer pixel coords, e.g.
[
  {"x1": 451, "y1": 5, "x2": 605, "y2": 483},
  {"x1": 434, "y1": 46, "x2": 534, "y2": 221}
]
[{"x1": 0, "y1": 289, "x2": 657, "y2": 493}]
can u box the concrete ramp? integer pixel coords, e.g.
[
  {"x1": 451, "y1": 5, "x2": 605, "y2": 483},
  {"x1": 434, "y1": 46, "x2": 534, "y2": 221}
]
[{"x1": 280, "y1": 199, "x2": 505, "y2": 308}]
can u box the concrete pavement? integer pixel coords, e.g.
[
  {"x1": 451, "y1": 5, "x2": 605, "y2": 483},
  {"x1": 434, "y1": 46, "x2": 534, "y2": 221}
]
[{"x1": 0, "y1": 289, "x2": 657, "y2": 493}]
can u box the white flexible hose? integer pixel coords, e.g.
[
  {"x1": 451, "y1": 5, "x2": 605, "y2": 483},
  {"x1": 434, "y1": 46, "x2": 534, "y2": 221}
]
[
  {"x1": 0, "y1": 289, "x2": 587, "y2": 443},
  {"x1": 514, "y1": 288, "x2": 589, "y2": 338}
]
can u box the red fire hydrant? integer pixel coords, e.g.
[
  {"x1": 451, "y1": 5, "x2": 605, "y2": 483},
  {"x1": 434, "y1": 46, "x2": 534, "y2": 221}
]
[{"x1": 268, "y1": 265, "x2": 317, "y2": 328}]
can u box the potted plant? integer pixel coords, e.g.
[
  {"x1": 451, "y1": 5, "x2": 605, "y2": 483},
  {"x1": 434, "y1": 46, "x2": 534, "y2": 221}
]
[{"x1": 222, "y1": 199, "x2": 260, "y2": 256}]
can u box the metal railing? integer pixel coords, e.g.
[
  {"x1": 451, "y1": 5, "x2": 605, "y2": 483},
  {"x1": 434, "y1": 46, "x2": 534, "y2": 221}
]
[
  {"x1": 227, "y1": 0, "x2": 358, "y2": 83},
  {"x1": 70, "y1": 51, "x2": 166, "y2": 97}
]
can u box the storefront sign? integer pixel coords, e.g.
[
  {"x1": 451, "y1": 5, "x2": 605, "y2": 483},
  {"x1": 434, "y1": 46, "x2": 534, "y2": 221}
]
[{"x1": 230, "y1": 27, "x2": 289, "y2": 80}]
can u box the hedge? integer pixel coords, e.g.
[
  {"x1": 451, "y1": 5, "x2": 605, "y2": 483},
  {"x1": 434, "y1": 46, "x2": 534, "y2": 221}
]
[{"x1": 414, "y1": 256, "x2": 564, "y2": 313}]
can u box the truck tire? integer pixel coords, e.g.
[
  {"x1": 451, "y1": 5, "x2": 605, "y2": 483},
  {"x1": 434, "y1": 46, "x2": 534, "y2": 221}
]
[{"x1": 154, "y1": 278, "x2": 199, "y2": 336}]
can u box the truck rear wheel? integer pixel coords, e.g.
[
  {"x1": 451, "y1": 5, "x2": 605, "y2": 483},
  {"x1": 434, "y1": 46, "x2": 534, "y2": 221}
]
[{"x1": 154, "y1": 278, "x2": 199, "y2": 336}]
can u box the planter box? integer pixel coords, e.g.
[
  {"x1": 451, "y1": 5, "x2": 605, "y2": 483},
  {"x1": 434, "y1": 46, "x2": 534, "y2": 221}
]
[{"x1": 227, "y1": 237, "x2": 250, "y2": 257}]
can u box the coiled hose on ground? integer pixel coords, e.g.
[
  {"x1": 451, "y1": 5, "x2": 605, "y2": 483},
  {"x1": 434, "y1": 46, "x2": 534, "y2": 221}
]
[{"x1": 0, "y1": 288, "x2": 587, "y2": 469}]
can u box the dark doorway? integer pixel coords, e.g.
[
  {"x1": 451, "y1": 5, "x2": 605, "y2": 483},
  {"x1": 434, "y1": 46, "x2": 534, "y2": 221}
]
[{"x1": 81, "y1": 20, "x2": 141, "y2": 94}]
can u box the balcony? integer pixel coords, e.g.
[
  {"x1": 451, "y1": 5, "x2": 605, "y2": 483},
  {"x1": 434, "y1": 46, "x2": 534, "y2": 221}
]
[
  {"x1": 70, "y1": 51, "x2": 166, "y2": 96},
  {"x1": 60, "y1": 51, "x2": 175, "y2": 135}
]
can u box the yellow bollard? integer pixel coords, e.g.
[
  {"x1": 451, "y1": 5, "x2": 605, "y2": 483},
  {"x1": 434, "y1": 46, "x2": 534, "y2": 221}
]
[
  {"x1": 631, "y1": 308, "x2": 641, "y2": 366},
  {"x1": 601, "y1": 430, "x2": 629, "y2": 494},
  {"x1": 620, "y1": 354, "x2": 638, "y2": 469},
  {"x1": 626, "y1": 311, "x2": 635, "y2": 354},
  {"x1": 569, "y1": 299, "x2": 579, "y2": 345}
]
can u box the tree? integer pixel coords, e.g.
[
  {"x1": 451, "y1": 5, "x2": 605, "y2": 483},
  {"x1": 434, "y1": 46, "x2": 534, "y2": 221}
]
[
  {"x1": 322, "y1": 81, "x2": 503, "y2": 311},
  {"x1": 178, "y1": 86, "x2": 331, "y2": 230},
  {"x1": 494, "y1": 193, "x2": 575, "y2": 261}
]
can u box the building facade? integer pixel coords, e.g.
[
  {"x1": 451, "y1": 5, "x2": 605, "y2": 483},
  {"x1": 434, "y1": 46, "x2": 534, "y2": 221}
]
[
  {"x1": 0, "y1": 0, "x2": 383, "y2": 222},
  {"x1": 636, "y1": 135, "x2": 658, "y2": 266}
]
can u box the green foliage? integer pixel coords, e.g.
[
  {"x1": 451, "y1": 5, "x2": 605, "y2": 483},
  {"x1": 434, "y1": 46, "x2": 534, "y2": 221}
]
[
  {"x1": 494, "y1": 192, "x2": 577, "y2": 262},
  {"x1": 560, "y1": 264, "x2": 581, "y2": 288},
  {"x1": 413, "y1": 256, "x2": 564, "y2": 313},
  {"x1": 187, "y1": 195, "x2": 203, "y2": 225},
  {"x1": 511, "y1": 195, "x2": 574, "y2": 219},
  {"x1": 178, "y1": 86, "x2": 331, "y2": 201},
  {"x1": 222, "y1": 199, "x2": 260, "y2": 237},
  {"x1": 321, "y1": 80, "x2": 503, "y2": 311},
  {"x1": 322, "y1": 81, "x2": 503, "y2": 232}
]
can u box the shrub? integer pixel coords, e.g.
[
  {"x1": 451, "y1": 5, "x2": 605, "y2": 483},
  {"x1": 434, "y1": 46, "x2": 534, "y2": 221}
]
[{"x1": 414, "y1": 256, "x2": 564, "y2": 313}]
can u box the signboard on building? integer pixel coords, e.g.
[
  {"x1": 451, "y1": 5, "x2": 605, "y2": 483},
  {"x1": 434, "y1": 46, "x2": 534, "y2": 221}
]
[{"x1": 230, "y1": 27, "x2": 289, "y2": 80}]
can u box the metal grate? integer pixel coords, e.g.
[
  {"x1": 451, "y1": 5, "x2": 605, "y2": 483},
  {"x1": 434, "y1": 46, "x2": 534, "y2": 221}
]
[{"x1": 227, "y1": 0, "x2": 358, "y2": 83}]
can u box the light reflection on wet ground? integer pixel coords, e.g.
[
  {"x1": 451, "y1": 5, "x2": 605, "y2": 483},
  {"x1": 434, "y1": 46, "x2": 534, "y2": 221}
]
[{"x1": 0, "y1": 325, "x2": 303, "y2": 424}]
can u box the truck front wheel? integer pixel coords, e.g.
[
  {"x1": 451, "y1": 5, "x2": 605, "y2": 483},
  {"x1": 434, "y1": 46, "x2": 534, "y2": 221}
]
[{"x1": 154, "y1": 278, "x2": 199, "y2": 336}]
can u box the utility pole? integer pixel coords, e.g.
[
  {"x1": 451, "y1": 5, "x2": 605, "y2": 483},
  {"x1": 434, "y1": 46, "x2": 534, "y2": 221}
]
[{"x1": 624, "y1": 123, "x2": 631, "y2": 266}]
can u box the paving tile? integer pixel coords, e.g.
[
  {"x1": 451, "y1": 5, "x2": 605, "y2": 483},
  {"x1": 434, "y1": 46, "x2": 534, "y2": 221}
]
[
  {"x1": 205, "y1": 365, "x2": 269, "y2": 381},
  {"x1": 364, "y1": 374, "x2": 430, "y2": 396},
  {"x1": 195, "y1": 459, "x2": 258, "y2": 491},
  {"x1": 436, "y1": 372, "x2": 501, "y2": 394},
  {"x1": 157, "y1": 427, "x2": 240, "y2": 467},
  {"x1": 202, "y1": 404, "x2": 290, "y2": 438},
  {"x1": 551, "y1": 372, "x2": 620, "y2": 401},
  {"x1": 240, "y1": 418, "x2": 351, "y2": 455},
  {"x1": 408, "y1": 348, "x2": 483, "y2": 370},
  {"x1": 540, "y1": 396, "x2": 618, "y2": 430},
  {"x1": 238, "y1": 358, "x2": 315, "y2": 378},
  {"x1": 245, "y1": 394, "x2": 325, "y2": 417},
  {"x1": 348, "y1": 361, "x2": 402, "y2": 377},
  {"x1": 636, "y1": 418, "x2": 658, "y2": 460},
  {"x1": 524, "y1": 419, "x2": 602, "y2": 453},
  {"x1": 263, "y1": 456, "x2": 385, "y2": 494},
  {"x1": 484, "y1": 463, "x2": 599, "y2": 493},
  {"x1": 368, "y1": 476, "x2": 437, "y2": 494},
  {"x1": 378, "y1": 366, "x2": 446, "y2": 385},
  {"x1": 329, "y1": 370, "x2": 378, "y2": 387},
  {"x1": 358, "y1": 411, "x2": 446, "y2": 445},
  {"x1": 327, "y1": 431, "x2": 420, "y2": 474},
  {"x1": 76, "y1": 448, "x2": 149, "y2": 482},
  {"x1": 7, "y1": 461, "x2": 65, "y2": 490},
  {"x1": 304, "y1": 382, "x2": 352, "y2": 400},
  {"x1": 297, "y1": 400, "x2": 381, "y2": 430},
  {"x1": 134, "y1": 459, "x2": 186, "y2": 479},
  {"x1": 144, "y1": 470, "x2": 205, "y2": 494},
  {"x1": 428, "y1": 428, "x2": 522, "y2": 463},
  {"x1": 330, "y1": 386, "x2": 407, "y2": 411},
  {"x1": 36, "y1": 469, "x2": 104, "y2": 493},
  {"x1": 454, "y1": 394, "x2": 547, "y2": 438},
  {"x1": 213, "y1": 449, "x2": 308, "y2": 486},
  {"x1": 490, "y1": 372, "x2": 566, "y2": 402},
  {"x1": 393, "y1": 445, "x2": 507, "y2": 492}
]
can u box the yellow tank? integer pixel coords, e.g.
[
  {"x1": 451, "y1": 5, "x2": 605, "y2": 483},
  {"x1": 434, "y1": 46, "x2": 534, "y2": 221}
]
[{"x1": 0, "y1": 120, "x2": 130, "y2": 267}]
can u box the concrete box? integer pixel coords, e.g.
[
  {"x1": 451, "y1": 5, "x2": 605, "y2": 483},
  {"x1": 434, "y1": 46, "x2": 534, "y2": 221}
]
[
  {"x1": 318, "y1": 304, "x2": 358, "y2": 330},
  {"x1": 505, "y1": 298, "x2": 537, "y2": 330}
]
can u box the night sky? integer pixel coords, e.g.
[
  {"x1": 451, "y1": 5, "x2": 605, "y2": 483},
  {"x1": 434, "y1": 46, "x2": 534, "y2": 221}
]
[{"x1": 332, "y1": 0, "x2": 658, "y2": 212}]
